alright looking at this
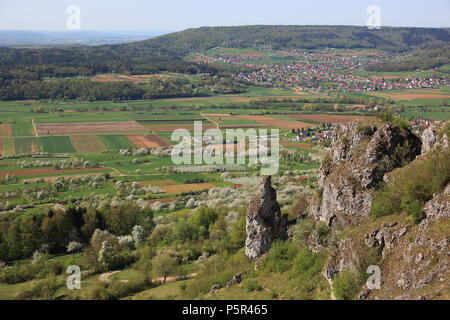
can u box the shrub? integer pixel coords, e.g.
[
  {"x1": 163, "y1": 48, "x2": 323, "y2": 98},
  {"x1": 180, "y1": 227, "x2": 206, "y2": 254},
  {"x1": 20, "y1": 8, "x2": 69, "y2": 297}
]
[
  {"x1": 332, "y1": 268, "x2": 360, "y2": 300},
  {"x1": 244, "y1": 279, "x2": 263, "y2": 292},
  {"x1": 292, "y1": 248, "x2": 328, "y2": 299},
  {"x1": 261, "y1": 241, "x2": 298, "y2": 273},
  {"x1": 401, "y1": 196, "x2": 425, "y2": 224},
  {"x1": 316, "y1": 225, "x2": 330, "y2": 246},
  {"x1": 370, "y1": 192, "x2": 394, "y2": 218},
  {"x1": 370, "y1": 148, "x2": 449, "y2": 223},
  {"x1": 292, "y1": 219, "x2": 315, "y2": 246}
]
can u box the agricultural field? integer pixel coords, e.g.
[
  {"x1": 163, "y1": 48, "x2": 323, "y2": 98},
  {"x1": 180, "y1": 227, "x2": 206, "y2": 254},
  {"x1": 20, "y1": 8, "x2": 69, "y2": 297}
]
[
  {"x1": 288, "y1": 114, "x2": 372, "y2": 123},
  {"x1": 69, "y1": 135, "x2": 108, "y2": 153},
  {"x1": 126, "y1": 134, "x2": 170, "y2": 148},
  {"x1": 14, "y1": 137, "x2": 42, "y2": 155},
  {"x1": 0, "y1": 124, "x2": 12, "y2": 137},
  {"x1": 35, "y1": 121, "x2": 147, "y2": 135},
  {"x1": 11, "y1": 123, "x2": 35, "y2": 137},
  {"x1": 40, "y1": 136, "x2": 76, "y2": 153},
  {"x1": 98, "y1": 134, "x2": 137, "y2": 150},
  {"x1": 236, "y1": 115, "x2": 313, "y2": 130}
]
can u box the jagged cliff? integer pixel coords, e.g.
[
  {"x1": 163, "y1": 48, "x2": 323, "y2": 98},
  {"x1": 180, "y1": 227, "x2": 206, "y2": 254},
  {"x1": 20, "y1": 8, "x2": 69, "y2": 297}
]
[
  {"x1": 310, "y1": 120, "x2": 421, "y2": 227},
  {"x1": 242, "y1": 120, "x2": 448, "y2": 300},
  {"x1": 316, "y1": 120, "x2": 449, "y2": 300}
]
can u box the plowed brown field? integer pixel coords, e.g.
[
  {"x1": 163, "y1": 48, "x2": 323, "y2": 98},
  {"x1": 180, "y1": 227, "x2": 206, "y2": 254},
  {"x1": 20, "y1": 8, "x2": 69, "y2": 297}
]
[
  {"x1": 0, "y1": 124, "x2": 12, "y2": 137},
  {"x1": 126, "y1": 134, "x2": 170, "y2": 148},
  {"x1": 162, "y1": 183, "x2": 215, "y2": 194},
  {"x1": 237, "y1": 115, "x2": 312, "y2": 130}
]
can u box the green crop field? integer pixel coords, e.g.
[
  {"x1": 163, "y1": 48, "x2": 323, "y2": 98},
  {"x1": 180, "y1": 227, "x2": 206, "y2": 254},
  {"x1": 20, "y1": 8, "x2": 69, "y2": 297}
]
[
  {"x1": 98, "y1": 134, "x2": 136, "y2": 150},
  {"x1": 11, "y1": 122, "x2": 34, "y2": 137},
  {"x1": 14, "y1": 137, "x2": 42, "y2": 154},
  {"x1": 40, "y1": 136, "x2": 76, "y2": 153},
  {"x1": 1, "y1": 138, "x2": 15, "y2": 157}
]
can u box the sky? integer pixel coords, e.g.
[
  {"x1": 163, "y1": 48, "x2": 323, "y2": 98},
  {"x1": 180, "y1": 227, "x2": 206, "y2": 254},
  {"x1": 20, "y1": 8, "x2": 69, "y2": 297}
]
[{"x1": 0, "y1": 0, "x2": 449, "y2": 31}]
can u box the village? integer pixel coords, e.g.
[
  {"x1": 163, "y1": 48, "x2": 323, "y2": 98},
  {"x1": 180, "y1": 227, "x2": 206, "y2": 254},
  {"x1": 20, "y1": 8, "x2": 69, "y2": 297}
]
[{"x1": 197, "y1": 48, "x2": 449, "y2": 93}]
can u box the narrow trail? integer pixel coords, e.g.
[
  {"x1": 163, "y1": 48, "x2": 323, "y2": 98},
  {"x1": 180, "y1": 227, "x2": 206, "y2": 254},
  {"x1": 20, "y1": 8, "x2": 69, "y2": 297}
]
[
  {"x1": 201, "y1": 112, "x2": 220, "y2": 130},
  {"x1": 32, "y1": 118, "x2": 38, "y2": 137},
  {"x1": 99, "y1": 270, "x2": 198, "y2": 284}
]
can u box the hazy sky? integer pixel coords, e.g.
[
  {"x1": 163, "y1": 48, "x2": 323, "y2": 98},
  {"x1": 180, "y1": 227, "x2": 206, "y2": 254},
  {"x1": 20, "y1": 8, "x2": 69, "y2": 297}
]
[{"x1": 0, "y1": 0, "x2": 449, "y2": 31}]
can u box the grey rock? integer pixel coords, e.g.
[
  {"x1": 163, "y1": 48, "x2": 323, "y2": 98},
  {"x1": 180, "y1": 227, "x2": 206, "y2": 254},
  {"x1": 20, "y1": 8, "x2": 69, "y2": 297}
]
[
  {"x1": 210, "y1": 284, "x2": 222, "y2": 294},
  {"x1": 245, "y1": 176, "x2": 288, "y2": 260},
  {"x1": 421, "y1": 123, "x2": 449, "y2": 154},
  {"x1": 310, "y1": 121, "x2": 421, "y2": 227}
]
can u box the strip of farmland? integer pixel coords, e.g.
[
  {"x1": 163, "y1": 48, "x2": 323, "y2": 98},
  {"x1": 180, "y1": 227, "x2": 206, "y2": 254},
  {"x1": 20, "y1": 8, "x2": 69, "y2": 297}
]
[
  {"x1": 14, "y1": 137, "x2": 42, "y2": 154},
  {"x1": 40, "y1": 136, "x2": 76, "y2": 153},
  {"x1": 288, "y1": 114, "x2": 371, "y2": 123},
  {"x1": 98, "y1": 135, "x2": 136, "y2": 150},
  {"x1": 236, "y1": 115, "x2": 313, "y2": 130},
  {"x1": 0, "y1": 124, "x2": 12, "y2": 137},
  {"x1": 0, "y1": 167, "x2": 109, "y2": 178},
  {"x1": 69, "y1": 135, "x2": 108, "y2": 153},
  {"x1": 126, "y1": 134, "x2": 170, "y2": 148},
  {"x1": 35, "y1": 121, "x2": 147, "y2": 135}
]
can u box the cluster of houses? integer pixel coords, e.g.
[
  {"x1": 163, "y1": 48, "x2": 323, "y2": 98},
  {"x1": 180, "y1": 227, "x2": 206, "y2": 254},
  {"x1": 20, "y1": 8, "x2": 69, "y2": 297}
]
[
  {"x1": 196, "y1": 49, "x2": 449, "y2": 94},
  {"x1": 409, "y1": 117, "x2": 437, "y2": 128}
]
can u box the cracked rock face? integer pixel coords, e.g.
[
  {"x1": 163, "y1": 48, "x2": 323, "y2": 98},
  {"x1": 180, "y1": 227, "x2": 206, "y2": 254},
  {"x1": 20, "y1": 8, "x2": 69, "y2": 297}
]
[
  {"x1": 310, "y1": 121, "x2": 421, "y2": 227},
  {"x1": 245, "y1": 176, "x2": 288, "y2": 260},
  {"x1": 421, "y1": 123, "x2": 449, "y2": 154}
]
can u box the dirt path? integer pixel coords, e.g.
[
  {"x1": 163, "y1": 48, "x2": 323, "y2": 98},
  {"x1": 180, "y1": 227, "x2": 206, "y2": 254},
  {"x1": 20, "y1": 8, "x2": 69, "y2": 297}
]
[
  {"x1": 201, "y1": 112, "x2": 220, "y2": 130},
  {"x1": 99, "y1": 270, "x2": 197, "y2": 284},
  {"x1": 32, "y1": 118, "x2": 38, "y2": 137}
]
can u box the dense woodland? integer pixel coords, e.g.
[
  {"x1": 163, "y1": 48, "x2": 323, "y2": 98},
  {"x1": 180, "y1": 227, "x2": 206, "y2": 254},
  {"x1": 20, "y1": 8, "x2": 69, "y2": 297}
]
[{"x1": 365, "y1": 44, "x2": 450, "y2": 72}]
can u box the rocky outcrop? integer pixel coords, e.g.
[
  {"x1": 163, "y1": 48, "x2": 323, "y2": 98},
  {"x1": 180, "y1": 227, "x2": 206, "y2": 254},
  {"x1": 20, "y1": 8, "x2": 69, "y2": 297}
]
[
  {"x1": 245, "y1": 176, "x2": 288, "y2": 260},
  {"x1": 310, "y1": 120, "x2": 421, "y2": 227},
  {"x1": 421, "y1": 122, "x2": 449, "y2": 154},
  {"x1": 423, "y1": 184, "x2": 450, "y2": 222}
]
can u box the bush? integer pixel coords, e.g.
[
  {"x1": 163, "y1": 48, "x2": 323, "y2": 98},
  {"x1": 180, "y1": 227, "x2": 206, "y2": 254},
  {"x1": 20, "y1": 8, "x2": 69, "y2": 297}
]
[
  {"x1": 184, "y1": 250, "x2": 252, "y2": 299},
  {"x1": 261, "y1": 241, "x2": 298, "y2": 273},
  {"x1": 370, "y1": 192, "x2": 394, "y2": 218},
  {"x1": 316, "y1": 225, "x2": 330, "y2": 246},
  {"x1": 401, "y1": 196, "x2": 425, "y2": 224},
  {"x1": 370, "y1": 148, "x2": 449, "y2": 223},
  {"x1": 244, "y1": 279, "x2": 263, "y2": 292},
  {"x1": 292, "y1": 219, "x2": 315, "y2": 246},
  {"x1": 292, "y1": 248, "x2": 328, "y2": 299},
  {"x1": 332, "y1": 268, "x2": 360, "y2": 300}
]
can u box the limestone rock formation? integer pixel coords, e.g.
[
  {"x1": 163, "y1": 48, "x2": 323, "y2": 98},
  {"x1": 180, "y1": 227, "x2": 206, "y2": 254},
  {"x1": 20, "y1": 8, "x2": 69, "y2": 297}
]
[
  {"x1": 421, "y1": 122, "x2": 449, "y2": 154},
  {"x1": 245, "y1": 176, "x2": 288, "y2": 260},
  {"x1": 310, "y1": 120, "x2": 421, "y2": 227},
  {"x1": 423, "y1": 183, "x2": 450, "y2": 222}
]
